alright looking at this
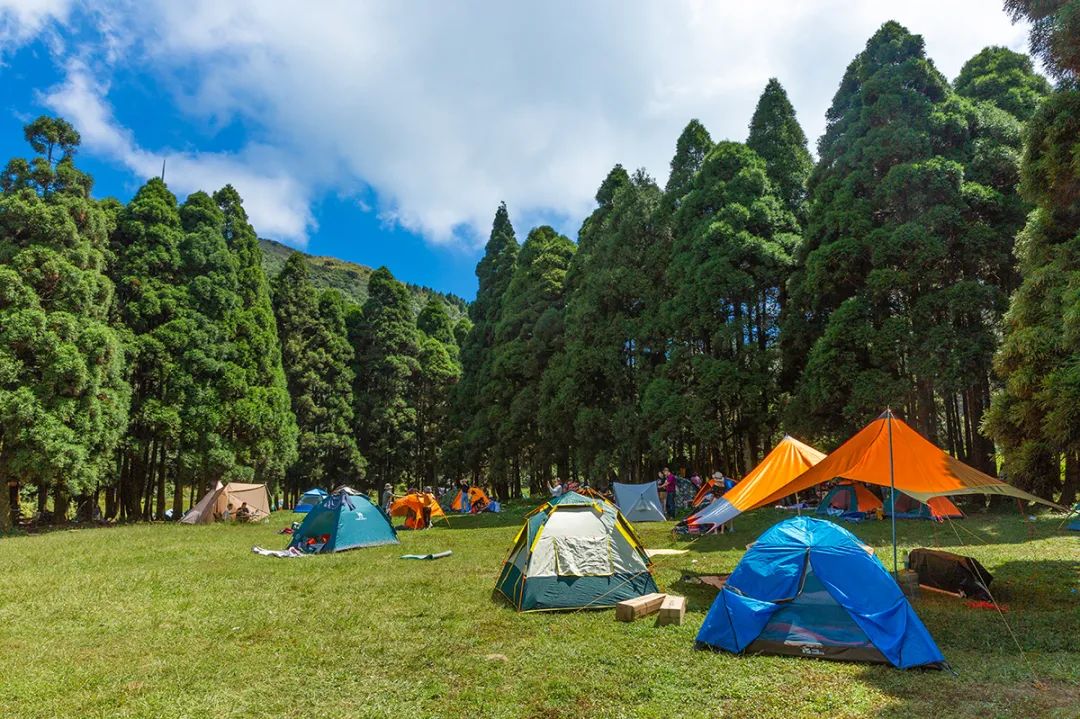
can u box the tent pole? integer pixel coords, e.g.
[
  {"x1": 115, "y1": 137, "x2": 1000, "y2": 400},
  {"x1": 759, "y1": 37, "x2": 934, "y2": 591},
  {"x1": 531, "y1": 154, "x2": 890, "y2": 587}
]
[{"x1": 887, "y1": 408, "x2": 898, "y2": 577}]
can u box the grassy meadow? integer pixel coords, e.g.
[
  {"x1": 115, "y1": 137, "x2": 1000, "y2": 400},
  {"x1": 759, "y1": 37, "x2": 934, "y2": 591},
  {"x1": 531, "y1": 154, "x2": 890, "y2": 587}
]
[{"x1": 0, "y1": 505, "x2": 1077, "y2": 719}]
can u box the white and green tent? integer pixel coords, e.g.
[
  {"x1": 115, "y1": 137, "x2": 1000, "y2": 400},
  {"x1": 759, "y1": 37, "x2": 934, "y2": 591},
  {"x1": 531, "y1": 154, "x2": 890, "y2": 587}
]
[{"x1": 494, "y1": 491, "x2": 659, "y2": 612}]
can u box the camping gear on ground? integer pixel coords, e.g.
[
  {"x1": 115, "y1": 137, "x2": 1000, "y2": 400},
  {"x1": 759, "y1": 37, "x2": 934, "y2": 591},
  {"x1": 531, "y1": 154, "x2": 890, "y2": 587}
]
[
  {"x1": 389, "y1": 492, "x2": 448, "y2": 528},
  {"x1": 287, "y1": 491, "x2": 398, "y2": 554},
  {"x1": 680, "y1": 435, "x2": 826, "y2": 533},
  {"x1": 613, "y1": 482, "x2": 666, "y2": 522},
  {"x1": 1067, "y1": 504, "x2": 1080, "y2": 531},
  {"x1": 816, "y1": 481, "x2": 883, "y2": 520},
  {"x1": 451, "y1": 487, "x2": 495, "y2": 513},
  {"x1": 906, "y1": 548, "x2": 993, "y2": 601},
  {"x1": 645, "y1": 548, "x2": 688, "y2": 557},
  {"x1": 495, "y1": 491, "x2": 659, "y2": 611},
  {"x1": 181, "y1": 481, "x2": 271, "y2": 524},
  {"x1": 400, "y1": 550, "x2": 453, "y2": 560},
  {"x1": 294, "y1": 488, "x2": 328, "y2": 513},
  {"x1": 252, "y1": 546, "x2": 307, "y2": 558},
  {"x1": 882, "y1": 488, "x2": 963, "y2": 520},
  {"x1": 696, "y1": 516, "x2": 947, "y2": 669}
]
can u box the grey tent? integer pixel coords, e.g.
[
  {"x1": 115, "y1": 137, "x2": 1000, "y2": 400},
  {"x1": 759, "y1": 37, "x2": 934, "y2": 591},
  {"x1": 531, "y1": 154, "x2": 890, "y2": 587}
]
[{"x1": 613, "y1": 482, "x2": 666, "y2": 522}]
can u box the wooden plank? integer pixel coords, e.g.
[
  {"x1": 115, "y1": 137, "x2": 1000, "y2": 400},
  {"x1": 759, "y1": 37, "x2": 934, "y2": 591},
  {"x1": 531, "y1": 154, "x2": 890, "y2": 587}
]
[
  {"x1": 656, "y1": 594, "x2": 686, "y2": 626},
  {"x1": 615, "y1": 592, "x2": 666, "y2": 622}
]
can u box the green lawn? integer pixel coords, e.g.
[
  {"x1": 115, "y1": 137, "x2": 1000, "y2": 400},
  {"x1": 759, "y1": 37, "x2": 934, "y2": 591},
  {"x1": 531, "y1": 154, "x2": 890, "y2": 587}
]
[{"x1": 1, "y1": 505, "x2": 1077, "y2": 719}]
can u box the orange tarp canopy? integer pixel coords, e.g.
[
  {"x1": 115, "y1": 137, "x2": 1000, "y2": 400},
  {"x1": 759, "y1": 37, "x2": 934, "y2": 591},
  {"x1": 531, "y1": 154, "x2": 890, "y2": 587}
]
[
  {"x1": 691, "y1": 479, "x2": 723, "y2": 507},
  {"x1": 723, "y1": 435, "x2": 827, "y2": 513},
  {"x1": 758, "y1": 411, "x2": 1063, "y2": 509}
]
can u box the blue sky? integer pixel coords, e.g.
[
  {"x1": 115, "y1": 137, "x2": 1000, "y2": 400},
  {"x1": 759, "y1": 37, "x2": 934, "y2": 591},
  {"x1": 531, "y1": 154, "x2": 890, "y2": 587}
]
[{"x1": 0, "y1": 2, "x2": 1032, "y2": 299}]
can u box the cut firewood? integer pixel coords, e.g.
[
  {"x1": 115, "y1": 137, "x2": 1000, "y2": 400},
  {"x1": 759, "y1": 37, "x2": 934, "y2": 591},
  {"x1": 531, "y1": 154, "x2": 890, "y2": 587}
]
[
  {"x1": 615, "y1": 593, "x2": 666, "y2": 622},
  {"x1": 656, "y1": 594, "x2": 686, "y2": 626}
]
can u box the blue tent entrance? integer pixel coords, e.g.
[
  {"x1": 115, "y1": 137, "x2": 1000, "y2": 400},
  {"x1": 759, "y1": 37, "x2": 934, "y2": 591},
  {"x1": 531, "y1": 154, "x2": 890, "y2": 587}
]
[
  {"x1": 696, "y1": 516, "x2": 946, "y2": 669},
  {"x1": 294, "y1": 488, "x2": 328, "y2": 513},
  {"x1": 288, "y1": 492, "x2": 398, "y2": 553}
]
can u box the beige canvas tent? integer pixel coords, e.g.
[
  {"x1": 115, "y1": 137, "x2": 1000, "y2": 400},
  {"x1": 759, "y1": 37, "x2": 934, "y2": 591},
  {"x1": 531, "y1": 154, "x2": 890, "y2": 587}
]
[{"x1": 181, "y1": 481, "x2": 271, "y2": 524}]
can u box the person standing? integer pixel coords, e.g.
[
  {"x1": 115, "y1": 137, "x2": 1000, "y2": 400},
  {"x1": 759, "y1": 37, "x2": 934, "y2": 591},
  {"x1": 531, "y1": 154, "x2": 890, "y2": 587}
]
[
  {"x1": 380, "y1": 483, "x2": 394, "y2": 513},
  {"x1": 664, "y1": 468, "x2": 678, "y2": 518},
  {"x1": 458, "y1": 478, "x2": 471, "y2": 513},
  {"x1": 548, "y1": 477, "x2": 563, "y2": 498}
]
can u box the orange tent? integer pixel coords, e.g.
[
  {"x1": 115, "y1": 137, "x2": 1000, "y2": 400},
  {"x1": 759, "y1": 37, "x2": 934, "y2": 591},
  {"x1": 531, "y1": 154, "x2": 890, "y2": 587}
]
[
  {"x1": 681, "y1": 435, "x2": 826, "y2": 531},
  {"x1": 389, "y1": 492, "x2": 447, "y2": 528},
  {"x1": 691, "y1": 479, "x2": 723, "y2": 507},
  {"x1": 818, "y1": 480, "x2": 883, "y2": 514},
  {"x1": 451, "y1": 486, "x2": 491, "y2": 513},
  {"x1": 756, "y1": 411, "x2": 1062, "y2": 510}
]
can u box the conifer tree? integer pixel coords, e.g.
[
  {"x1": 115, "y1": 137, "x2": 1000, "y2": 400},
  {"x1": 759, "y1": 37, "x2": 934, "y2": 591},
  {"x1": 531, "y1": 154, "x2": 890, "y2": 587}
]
[
  {"x1": 489, "y1": 226, "x2": 575, "y2": 493},
  {"x1": 352, "y1": 266, "x2": 420, "y2": 487},
  {"x1": 658, "y1": 141, "x2": 798, "y2": 475},
  {"x1": 214, "y1": 185, "x2": 297, "y2": 489},
  {"x1": 453, "y1": 203, "x2": 519, "y2": 481},
  {"x1": 273, "y1": 254, "x2": 363, "y2": 493},
  {"x1": 985, "y1": 4, "x2": 1080, "y2": 502},
  {"x1": 0, "y1": 117, "x2": 129, "y2": 527},
  {"x1": 954, "y1": 46, "x2": 1052, "y2": 121},
  {"x1": 783, "y1": 23, "x2": 1041, "y2": 461},
  {"x1": 110, "y1": 177, "x2": 190, "y2": 519},
  {"x1": 542, "y1": 168, "x2": 667, "y2": 483},
  {"x1": 747, "y1": 79, "x2": 813, "y2": 223}
]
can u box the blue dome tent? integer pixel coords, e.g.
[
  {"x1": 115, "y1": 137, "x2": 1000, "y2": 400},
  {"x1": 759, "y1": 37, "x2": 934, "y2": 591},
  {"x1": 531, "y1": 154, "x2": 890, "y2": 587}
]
[
  {"x1": 294, "y1": 488, "x2": 328, "y2": 513},
  {"x1": 288, "y1": 491, "x2": 398, "y2": 553},
  {"x1": 696, "y1": 516, "x2": 946, "y2": 669}
]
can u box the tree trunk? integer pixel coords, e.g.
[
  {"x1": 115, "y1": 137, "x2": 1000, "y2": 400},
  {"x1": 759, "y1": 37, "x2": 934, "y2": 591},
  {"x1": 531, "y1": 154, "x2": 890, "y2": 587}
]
[
  {"x1": 53, "y1": 485, "x2": 69, "y2": 523},
  {"x1": 0, "y1": 476, "x2": 11, "y2": 532},
  {"x1": 1062, "y1": 450, "x2": 1079, "y2": 507},
  {"x1": 155, "y1": 443, "x2": 167, "y2": 520}
]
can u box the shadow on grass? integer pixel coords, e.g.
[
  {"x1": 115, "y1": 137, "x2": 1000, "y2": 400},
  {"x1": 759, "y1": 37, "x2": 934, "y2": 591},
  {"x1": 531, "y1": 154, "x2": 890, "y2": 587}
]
[{"x1": 857, "y1": 663, "x2": 1080, "y2": 719}]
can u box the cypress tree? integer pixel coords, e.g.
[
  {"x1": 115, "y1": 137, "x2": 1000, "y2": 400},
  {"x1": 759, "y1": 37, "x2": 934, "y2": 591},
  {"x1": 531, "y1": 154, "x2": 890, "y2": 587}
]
[
  {"x1": 747, "y1": 79, "x2": 813, "y2": 223},
  {"x1": 489, "y1": 226, "x2": 576, "y2": 494},
  {"x1": 783, "y1": 22, "x2": 1041, "y2": 457},
  {"x1": 659, "y1": 141, "x2": 798, "y2": 476},
  {"x1": 954, "y1": 46, "x2": 1052, "y2": 121},
  {"x1": 352, "y1": 266, "x2": 420, "y2": 487},
  {"x1": 0, "y1": 117, "x2": 129, "y2": 527},
  {"x1": 664, "y1": 120, "x2": 714, "y2": 205},
  {"x1": 110, "y1": 177, "x2": 189, "y2": 519},
  {"x1": 453, "y1": 203, "x2": 519, "y2": 483},
  {"x1": 985, "y1": 88, "x2": 1080, "y2": 501},
  {"x1": 273, "y1": 254, "x2": 363, "y2": 493},
  {"x1": 543, "y1": 168, "x2": 666, "y2": 483},
  {"x1": 214, "y1": 185, "x2": 298, "y2": 491}
]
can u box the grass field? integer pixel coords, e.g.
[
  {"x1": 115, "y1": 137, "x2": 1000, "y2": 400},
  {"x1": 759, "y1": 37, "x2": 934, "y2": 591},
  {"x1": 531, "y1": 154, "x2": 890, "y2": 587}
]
[{"x1": 1, "y1": 505, "x2": 1077, "y2": 719}]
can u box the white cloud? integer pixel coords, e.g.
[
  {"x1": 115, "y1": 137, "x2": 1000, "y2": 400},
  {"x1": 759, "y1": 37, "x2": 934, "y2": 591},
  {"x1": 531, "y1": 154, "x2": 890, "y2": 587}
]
[
  {"x1": 41, "y1": 61, "x2": 314, "y2": 243},
  {"x1": 0, "y1": 0, "x2": 71, "y2": 54},
  {"x1": 21, "y1": 1, "x2": 1035, "y2": 248}
]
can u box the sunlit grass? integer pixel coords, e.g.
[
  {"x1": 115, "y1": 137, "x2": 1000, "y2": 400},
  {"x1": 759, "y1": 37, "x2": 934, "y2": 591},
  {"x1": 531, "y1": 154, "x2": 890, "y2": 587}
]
[{"x1": 0, "y1": 505, "x2": 1076, "y2": 718}]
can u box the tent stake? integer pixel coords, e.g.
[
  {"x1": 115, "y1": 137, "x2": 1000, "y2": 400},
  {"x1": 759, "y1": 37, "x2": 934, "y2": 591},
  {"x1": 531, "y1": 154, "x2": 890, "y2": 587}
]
[{"x1": 887, "y1": 408, "x2": 898, "y2": 577}]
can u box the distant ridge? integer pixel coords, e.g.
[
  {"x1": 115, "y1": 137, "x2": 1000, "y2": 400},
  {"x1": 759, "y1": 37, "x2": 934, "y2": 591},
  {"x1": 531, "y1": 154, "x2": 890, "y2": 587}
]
[{"x1": 259, "y1": 238, "x2": 468, "y2": 319}]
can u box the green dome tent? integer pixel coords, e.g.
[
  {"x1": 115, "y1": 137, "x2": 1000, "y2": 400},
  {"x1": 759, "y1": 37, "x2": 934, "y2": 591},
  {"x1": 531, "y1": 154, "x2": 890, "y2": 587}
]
[{"x1": 495, "y1": 491, "x2": 658, "y2": 612}]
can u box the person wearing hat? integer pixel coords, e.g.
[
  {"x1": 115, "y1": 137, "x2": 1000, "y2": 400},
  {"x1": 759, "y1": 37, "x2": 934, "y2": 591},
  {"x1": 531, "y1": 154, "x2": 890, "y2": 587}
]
[{"x1": 380, "y1": 483, "x2": 394, "y2": 513}]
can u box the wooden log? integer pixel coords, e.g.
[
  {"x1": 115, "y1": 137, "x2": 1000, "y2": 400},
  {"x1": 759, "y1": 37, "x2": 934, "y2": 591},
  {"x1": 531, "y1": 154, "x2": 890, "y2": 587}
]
[
  {"x1": 615, "y1": 592, "x2": 666, "y2": 622},
  {"x1": 656, "y1": 595, "x2": 686, "y2": 626}
]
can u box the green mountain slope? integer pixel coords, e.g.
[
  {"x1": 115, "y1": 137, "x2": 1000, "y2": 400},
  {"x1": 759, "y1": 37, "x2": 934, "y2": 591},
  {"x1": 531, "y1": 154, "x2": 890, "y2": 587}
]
[{"x1": 259, "y1": 238, "x2": 468, "y2": 319}]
